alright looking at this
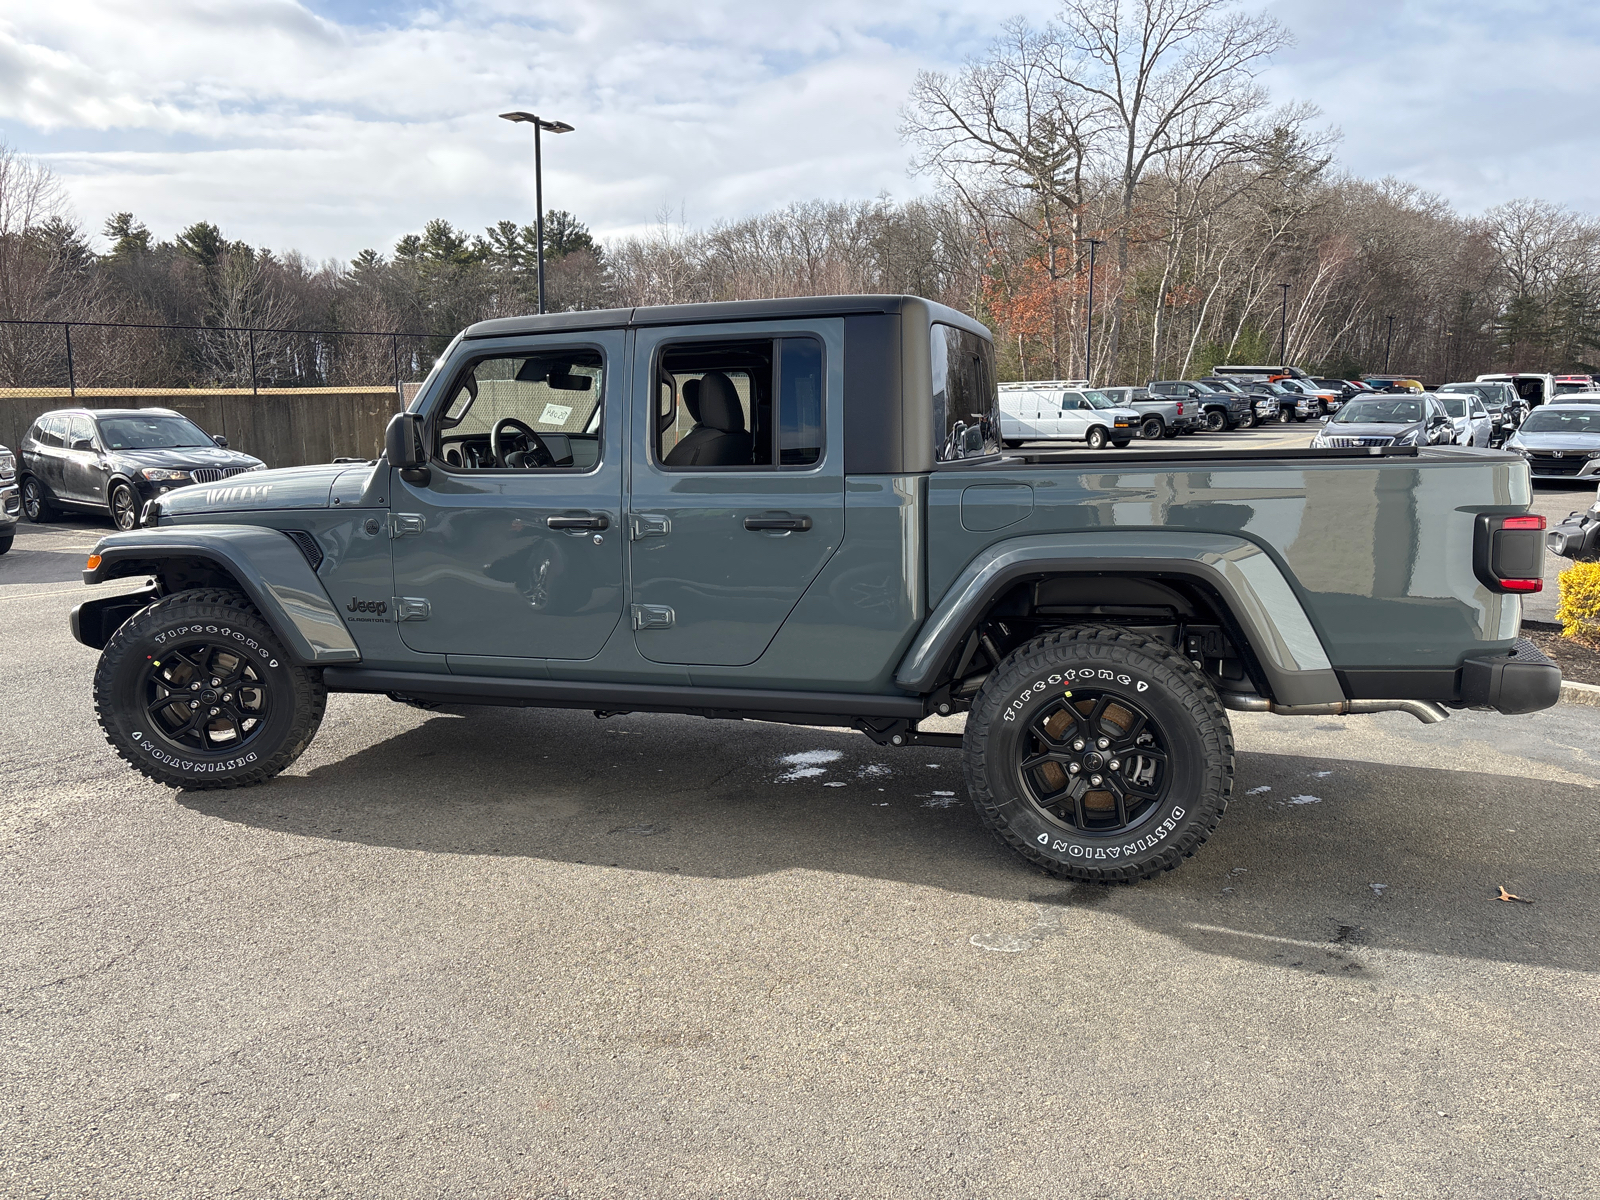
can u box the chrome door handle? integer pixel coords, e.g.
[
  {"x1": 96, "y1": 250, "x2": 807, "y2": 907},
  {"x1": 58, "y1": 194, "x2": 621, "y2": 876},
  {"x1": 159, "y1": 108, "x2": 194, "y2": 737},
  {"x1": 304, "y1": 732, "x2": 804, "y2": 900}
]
[
  {"x1": 744, "y1": 515, "x2": 812, "y2": 532},
  {"x1": 547, "y1": 513, "x2": 610, "y2": 530}
]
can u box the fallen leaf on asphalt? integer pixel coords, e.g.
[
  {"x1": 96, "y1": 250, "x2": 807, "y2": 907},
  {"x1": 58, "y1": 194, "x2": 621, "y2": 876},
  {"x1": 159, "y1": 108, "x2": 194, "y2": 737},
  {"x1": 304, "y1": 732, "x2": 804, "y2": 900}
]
[{"x1": 1496, "y1": 886, "x2": 1533, "y2": 904}]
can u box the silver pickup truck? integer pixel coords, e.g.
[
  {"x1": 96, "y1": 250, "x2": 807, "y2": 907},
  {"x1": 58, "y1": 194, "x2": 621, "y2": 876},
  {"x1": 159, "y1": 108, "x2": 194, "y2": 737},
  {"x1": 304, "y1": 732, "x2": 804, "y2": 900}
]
[{"x1": 1097, "y1": 387, "x2": 1203, "y2": 439}]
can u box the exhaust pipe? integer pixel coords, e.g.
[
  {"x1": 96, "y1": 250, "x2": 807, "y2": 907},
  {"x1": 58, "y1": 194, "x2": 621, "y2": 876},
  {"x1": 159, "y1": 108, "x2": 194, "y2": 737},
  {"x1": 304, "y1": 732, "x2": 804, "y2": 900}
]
[{"x1": 1221, "y1": 694, "x2": 1450, "y2": 725}]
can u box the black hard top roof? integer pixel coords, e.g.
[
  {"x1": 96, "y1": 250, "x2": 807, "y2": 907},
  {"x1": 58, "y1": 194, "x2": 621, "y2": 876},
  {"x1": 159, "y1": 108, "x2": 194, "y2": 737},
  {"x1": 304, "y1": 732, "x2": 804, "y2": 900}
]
[{"x1": 462, "y1": 294, "x2": 990, "y2": 342}]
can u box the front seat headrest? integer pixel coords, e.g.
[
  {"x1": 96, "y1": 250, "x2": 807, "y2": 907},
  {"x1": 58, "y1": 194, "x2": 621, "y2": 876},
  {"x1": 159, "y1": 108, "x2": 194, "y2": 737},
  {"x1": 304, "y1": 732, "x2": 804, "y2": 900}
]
[
  {"x1": 682, "y1": 378, "x2": 702, "y2": 424},
  {"x1": 696, "y1": 372, "x2": 745, "y2": 432}
]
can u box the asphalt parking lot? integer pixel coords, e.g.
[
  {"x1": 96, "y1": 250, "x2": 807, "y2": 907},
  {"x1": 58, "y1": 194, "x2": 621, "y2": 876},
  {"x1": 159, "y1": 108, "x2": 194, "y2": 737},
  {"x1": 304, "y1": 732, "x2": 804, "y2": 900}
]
[{"x1": 3, "y1": 437, "x2": 1599, "y2": 1199}]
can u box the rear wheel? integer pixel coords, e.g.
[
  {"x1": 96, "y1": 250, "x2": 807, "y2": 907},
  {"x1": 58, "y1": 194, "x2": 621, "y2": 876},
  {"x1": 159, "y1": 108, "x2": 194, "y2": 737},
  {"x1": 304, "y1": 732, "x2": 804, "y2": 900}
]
[
  {"x1": 1085, "y1": 426, "x2": 1108, "y2": 451},
  {"x1": 93, "y1": 588, "x2": 326, "y2": 790},
  {"x1": 21, "y1": 477, "x2": 54, "y2": 523},
  {"x1": 0, "y1": 533, "x2": 12, "y2": 555},
  {"x1": 1139, "y1": 417, "x2": 1163, "y2": 440},
  {"x1": 1161, "y1": 423, "x2": 1181, "y2": 439},
  {"x1": 963, "y1": 626, "x2": 1233, "y2": 882}
]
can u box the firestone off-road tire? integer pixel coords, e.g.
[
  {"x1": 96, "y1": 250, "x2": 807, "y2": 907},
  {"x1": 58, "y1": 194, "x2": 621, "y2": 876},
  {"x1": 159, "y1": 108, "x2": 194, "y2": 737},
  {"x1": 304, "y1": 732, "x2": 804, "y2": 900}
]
[
  {"x1": 94, "y1": 588, "x2": 326, "y2": 790},
  {"x1": 962, "y1": 625, "x2": 1233, "y2": 883}
]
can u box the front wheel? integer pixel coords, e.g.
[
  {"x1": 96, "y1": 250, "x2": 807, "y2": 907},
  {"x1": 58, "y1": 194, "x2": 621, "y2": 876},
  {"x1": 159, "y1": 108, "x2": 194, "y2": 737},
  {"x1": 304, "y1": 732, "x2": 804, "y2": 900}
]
[
  {"x1": 0, "y1": 533, "x2": 12, "y2": 555},
  {"x1": 1277, "y1": 406, "x2": 1295, "y2": 424},
  {"x1": 1239, "y1": 411, "x2": 1258, "y2": 429},
  {"x1": 21, "y1": 477, "x2": 54, "y2": 523},
  {"x1": 109, "y1": 481, "x2": 139, "y2": 531},
  {"x1": 93, "y1": 588, "x2": 326, "y2": 790},
  {"x1": 963, "y1": 626, "x2": 1233, "y2": 882},
  {"x1": 1084, "y1": 426, "x2": 1108, "y2": 451},
  {"x1": 1203, "y1": 409, "x2": 1227, "y2": 433},
  {"x1": 1111, "y1": 439, "x2": 1131, "y2": 448}
]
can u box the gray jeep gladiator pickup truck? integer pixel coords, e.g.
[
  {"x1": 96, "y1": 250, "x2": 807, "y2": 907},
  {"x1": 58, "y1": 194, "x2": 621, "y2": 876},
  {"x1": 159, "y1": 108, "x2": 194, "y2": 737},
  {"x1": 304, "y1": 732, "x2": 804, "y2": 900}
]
[{"x1": 72, "y1": 295, "x2": 1561, "y2": 883}]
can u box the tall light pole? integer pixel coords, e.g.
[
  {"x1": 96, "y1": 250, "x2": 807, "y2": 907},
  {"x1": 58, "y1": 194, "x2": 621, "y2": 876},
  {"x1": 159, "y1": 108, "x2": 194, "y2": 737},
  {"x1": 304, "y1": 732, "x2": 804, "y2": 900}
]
[
  {"x1": 499, "y1": 111, "x2": 575, "y2": 315},
  {"x1": 1081, "y1": 237, "x2": 1104, "y2": 383},
  {"x1": 1384, "y1": 315, "x2": 1395, "y2": 372},
  {"x1": 1278, "y1": 282, "x2": 1291, "y2": 365}
]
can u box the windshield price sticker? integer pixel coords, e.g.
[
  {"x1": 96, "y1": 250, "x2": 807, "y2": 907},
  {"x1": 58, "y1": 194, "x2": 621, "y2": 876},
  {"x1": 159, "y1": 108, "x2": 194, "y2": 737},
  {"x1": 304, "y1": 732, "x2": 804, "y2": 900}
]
[{"x1": 539, "y1": 403, "x2": 573, "y2": 425}]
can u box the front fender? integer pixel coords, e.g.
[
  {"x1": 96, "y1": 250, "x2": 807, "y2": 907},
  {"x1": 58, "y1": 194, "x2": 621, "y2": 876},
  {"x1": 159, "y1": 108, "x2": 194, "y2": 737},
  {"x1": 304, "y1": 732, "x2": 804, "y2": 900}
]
[
  {"x1": 80, "y1": 524, "x2": 361, "y2": 664},
  {"x1": 894, "y1": 531, "x2": 1342, "y2": 706}
]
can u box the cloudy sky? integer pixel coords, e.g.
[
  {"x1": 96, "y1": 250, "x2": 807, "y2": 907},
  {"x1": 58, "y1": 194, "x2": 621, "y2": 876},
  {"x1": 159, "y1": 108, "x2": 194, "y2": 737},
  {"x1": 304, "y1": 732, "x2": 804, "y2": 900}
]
[{"x1": 1, "y1": 0, "x2": 1596, "y2": 262}]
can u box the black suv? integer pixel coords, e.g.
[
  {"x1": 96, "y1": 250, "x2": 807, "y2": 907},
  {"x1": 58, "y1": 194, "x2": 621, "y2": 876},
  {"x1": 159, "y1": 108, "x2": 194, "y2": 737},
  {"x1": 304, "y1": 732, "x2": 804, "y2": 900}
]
[{"x1": 20, "y1": 408, "x2": 264, "y2": 531}]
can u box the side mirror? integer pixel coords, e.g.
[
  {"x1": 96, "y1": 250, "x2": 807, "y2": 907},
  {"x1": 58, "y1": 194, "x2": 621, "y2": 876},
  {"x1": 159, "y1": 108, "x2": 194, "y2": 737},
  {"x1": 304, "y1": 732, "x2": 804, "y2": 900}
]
[
  {"x1": 71, "y1": 437, "x2": 94, "y2": 451},
  {"x1": 1319, "y1": 415, "x2": 1330, "y2": 424},
  {"x1": 213, "y1": 435, "x2": 229, "y2": 448},
  {"x1": 385, "y1": 412, "x2": 430, "y2": 483}
]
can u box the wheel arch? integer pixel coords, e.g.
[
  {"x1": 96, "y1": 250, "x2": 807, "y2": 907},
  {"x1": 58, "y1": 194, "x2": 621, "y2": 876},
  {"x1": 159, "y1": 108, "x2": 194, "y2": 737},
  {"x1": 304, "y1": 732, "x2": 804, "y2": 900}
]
[
  {"x1": 894, "y1": 532, "x2": 1343, "y2": 706},
  {"x1": 77, "y1": 525, "x2": 360, "y2": 664}
]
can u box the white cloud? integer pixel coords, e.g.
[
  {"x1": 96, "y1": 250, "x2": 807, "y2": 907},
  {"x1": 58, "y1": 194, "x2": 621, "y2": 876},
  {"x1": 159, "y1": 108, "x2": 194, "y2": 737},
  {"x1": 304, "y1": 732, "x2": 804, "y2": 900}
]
[
  {"x1": 0, "y1": 0, "x2": 1053, "y2": 259},
  {"x1": 7, "y1": 0, "x2": 1600, "y2": 263}
]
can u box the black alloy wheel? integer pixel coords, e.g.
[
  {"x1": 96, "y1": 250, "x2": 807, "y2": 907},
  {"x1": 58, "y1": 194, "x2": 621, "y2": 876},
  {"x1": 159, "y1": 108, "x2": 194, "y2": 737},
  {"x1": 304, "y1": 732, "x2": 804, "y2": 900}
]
[
  {"x1": 21, "y1": 476, "x2": 53, "y2": 522},
  {"x1": 1140, "y1": 416, "x2": 1163, "y2": 440},
  {"x1": 141, "y1": 642, "x2": 272, "y2": 754},
  {"x1": 1203, "y1": 408, "x2": 1228, "y2": 433},
  {"x1": 1015, "y1": 690, "x2": 1170, "y2": 835},
  {"x1": 109, "y1": 481, "x2": 139, "y2": 531}
]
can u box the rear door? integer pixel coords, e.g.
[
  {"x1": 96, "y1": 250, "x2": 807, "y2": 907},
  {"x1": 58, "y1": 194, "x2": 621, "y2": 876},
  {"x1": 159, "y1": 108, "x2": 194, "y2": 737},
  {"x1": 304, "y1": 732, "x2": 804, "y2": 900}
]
[
  {"x1": 61, "y1": 415, "x2": 105, "y2": 505},
  {"x1": 627, "y1": 318, "x2": 844, "y2": 666}
]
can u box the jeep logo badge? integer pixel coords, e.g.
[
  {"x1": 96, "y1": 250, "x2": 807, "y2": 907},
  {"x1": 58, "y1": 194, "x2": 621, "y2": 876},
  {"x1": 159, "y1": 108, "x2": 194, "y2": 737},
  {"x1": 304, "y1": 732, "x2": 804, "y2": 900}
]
[{"x1": 347, "y1": 597, "x2": 388, "y2": 615}]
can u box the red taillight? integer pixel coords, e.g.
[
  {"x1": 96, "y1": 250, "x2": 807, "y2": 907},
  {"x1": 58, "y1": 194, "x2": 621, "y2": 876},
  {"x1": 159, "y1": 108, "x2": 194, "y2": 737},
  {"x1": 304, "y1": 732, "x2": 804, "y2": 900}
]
[
  {"x1": 1176, "y1": 401, "x2": 1184, "y2": 414},
  {"x1": 1473, "y1": 514, "x2": 1546, "y2": 594}
]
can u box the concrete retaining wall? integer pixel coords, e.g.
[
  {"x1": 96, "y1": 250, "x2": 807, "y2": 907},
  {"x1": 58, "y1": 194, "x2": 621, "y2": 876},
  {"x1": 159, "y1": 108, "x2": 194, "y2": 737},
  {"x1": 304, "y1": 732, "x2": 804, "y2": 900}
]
[{"x1": 0, "y1": 387, "x2": 405, "y2": 470}]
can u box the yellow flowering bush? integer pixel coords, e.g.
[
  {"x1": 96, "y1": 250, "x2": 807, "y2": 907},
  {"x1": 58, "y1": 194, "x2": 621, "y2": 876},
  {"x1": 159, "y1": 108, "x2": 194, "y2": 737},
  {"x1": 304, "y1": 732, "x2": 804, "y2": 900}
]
[{"x1": 1556, "y1": 560, "x2": 1600, "y2": 648}]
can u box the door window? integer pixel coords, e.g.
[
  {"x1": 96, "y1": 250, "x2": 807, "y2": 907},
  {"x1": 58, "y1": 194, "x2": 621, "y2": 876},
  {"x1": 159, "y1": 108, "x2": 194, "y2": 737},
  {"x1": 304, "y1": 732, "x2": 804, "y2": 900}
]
[
  {"x1": 1060, "y1": 395, "x2": 1083, "y2": 410},
  {"x1": 67, "y1": 416, "x2": 95, "y2": 449},
  {"x1": 654, "y1": 337, "x2": 823, "y2": 470},
  {"x1": 434, "y1": 348, "x2": 604, "y2": 470}
]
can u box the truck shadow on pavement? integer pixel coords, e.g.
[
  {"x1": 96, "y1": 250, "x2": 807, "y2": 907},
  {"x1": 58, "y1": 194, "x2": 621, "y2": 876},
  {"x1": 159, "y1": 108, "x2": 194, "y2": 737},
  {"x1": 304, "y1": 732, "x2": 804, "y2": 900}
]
[{"x1": 178, "y1": 703, "x2": 1600, "y2": 976}]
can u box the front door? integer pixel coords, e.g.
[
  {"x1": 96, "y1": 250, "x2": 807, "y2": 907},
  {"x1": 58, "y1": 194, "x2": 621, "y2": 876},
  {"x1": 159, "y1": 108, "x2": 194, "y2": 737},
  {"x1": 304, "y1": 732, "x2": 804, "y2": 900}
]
[
  {"x1": 390, "y1": 331, "x2": 627, "y2": 660},
  {"x1": 627, "y1": 320, "x2": 845, "y2": 666},
  {"x1": 1058, "y1": 394, "x2": 1088, "y2": 440}
]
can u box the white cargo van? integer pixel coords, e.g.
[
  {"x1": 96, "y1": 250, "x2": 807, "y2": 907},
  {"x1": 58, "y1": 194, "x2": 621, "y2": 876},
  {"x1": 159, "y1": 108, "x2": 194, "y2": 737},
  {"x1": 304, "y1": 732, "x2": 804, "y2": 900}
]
[
  {"x1": 998, "y1": 382, "x2": 1142, "y2": 450},
  {"x1": 1477, "y1": 372, "x2": 1555, "y2": 409}
]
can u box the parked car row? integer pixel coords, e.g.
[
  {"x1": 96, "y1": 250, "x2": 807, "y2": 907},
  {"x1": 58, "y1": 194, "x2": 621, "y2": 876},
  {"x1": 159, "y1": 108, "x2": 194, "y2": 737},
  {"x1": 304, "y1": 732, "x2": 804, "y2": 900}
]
[{"x1": 12, "y1": 407, "x2": 264, "y2": 532}]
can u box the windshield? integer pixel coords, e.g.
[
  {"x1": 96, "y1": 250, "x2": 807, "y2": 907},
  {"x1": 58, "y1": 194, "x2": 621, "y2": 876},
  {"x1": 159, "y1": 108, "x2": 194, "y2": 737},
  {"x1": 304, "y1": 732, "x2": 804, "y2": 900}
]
[
  {"x1": 1521, "y1": 407, "x2": 1600, "y2": 434},
  {"x1": 1555, "y1": 382, "x2": 1589, "y2": 394},
  {"x1": 1334, "y1": 399, "x2": 1423, "y2": 424},
  {"x1": 1201, "y1": 379, "x2": 1241, "y2": 392},
  {"x1": 1082, "y1": 390, "x2": 1118, "y2": 409},
  {"x1": 1439, "y1": 397, "x2": 1468, "y2": 417},
  {"x1": 96, "y1": 415, "x2": 215, "y2": 450}
]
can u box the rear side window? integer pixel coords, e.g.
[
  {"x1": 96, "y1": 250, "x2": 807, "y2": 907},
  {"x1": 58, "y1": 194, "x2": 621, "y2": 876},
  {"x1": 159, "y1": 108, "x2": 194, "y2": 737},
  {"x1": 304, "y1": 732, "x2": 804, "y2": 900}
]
[
  {"x1": 655, "y1": 336, "x2": 824, "y2": 470},
  {"x1": 36, "y1": 417, "x2": 65, "y2": 447},
  {"x1": 932, "y1": 322, "x2": 998, "y2": 461}
]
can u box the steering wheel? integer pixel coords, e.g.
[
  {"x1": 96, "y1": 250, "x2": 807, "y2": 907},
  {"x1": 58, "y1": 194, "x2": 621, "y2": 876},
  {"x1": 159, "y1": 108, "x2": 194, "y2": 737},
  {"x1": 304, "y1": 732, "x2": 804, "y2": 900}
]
[{"x1": 491, "y1": 417, "x2": 555, "y2": 468}]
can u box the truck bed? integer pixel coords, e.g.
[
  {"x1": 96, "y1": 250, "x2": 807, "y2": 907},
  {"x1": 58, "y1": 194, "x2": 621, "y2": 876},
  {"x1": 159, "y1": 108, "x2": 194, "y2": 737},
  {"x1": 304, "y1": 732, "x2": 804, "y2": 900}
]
[{"x1": 927, "y1": 446, "x2": 1528, "y2": 676}]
